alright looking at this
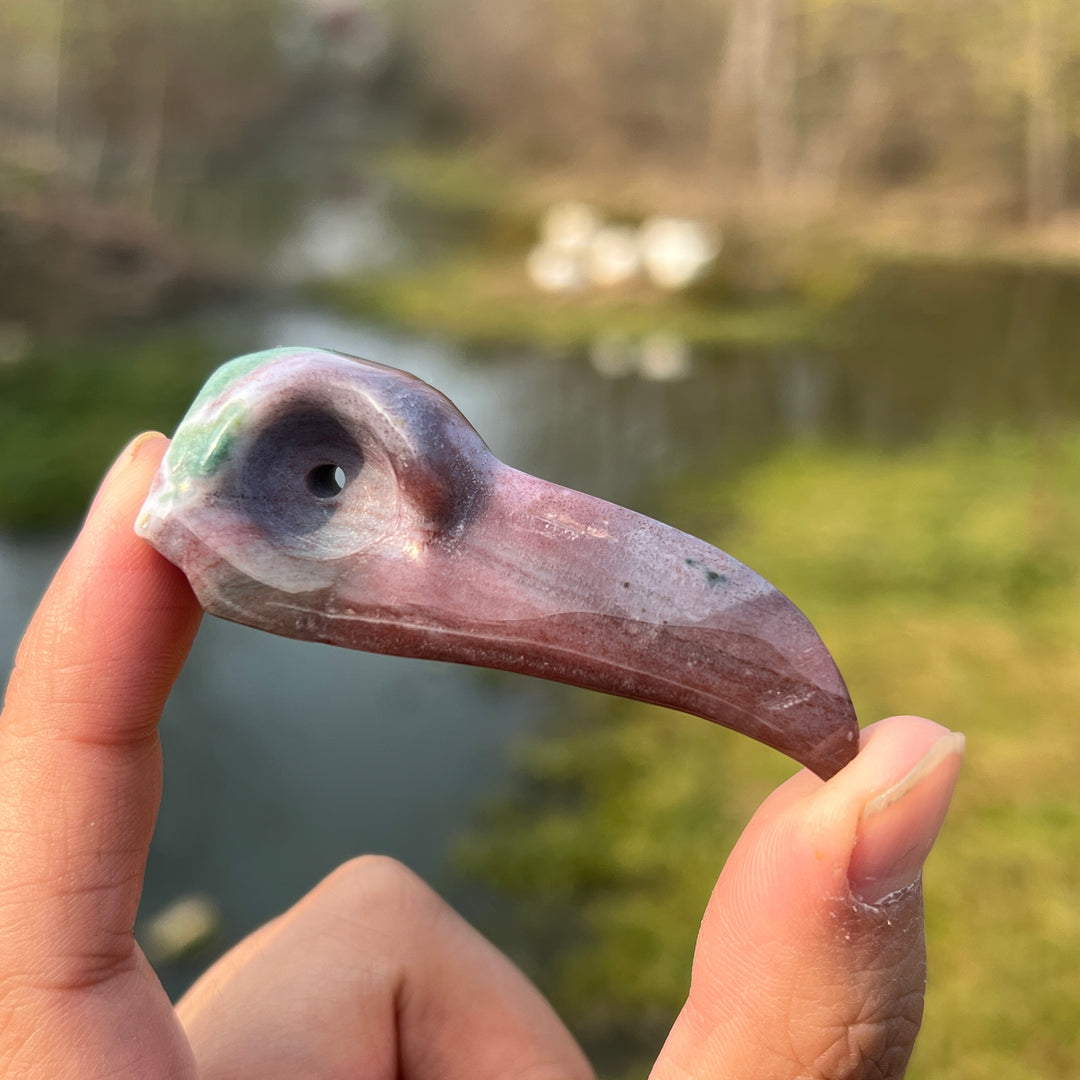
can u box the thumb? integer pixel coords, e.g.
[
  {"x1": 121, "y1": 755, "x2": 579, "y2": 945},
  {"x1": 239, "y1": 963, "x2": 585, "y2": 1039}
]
[{"x1": 652, "y1": 715, "x2": 964, "y2": 1080}]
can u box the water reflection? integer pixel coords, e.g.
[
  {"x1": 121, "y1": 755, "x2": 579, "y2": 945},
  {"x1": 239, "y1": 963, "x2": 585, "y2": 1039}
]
[{"x1": 269, "y1": 189, "x2": 406, "y2": 282}]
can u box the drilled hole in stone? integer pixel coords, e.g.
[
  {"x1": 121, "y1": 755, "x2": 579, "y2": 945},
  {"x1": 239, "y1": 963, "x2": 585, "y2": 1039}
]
[{"x1": 306, "y1": 463, "x2": 347, "y2": 498}]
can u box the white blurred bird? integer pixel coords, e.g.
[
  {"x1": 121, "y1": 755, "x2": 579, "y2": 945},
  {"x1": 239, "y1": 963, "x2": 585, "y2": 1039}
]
[
  {"x1": 638, "y1": 217, "x2": 720, "y2": 290},
  {"x1": 540, "y1": 201, "x2": 601, "y2": 253},
  {"x1": 586, "y1": 226, "x2": 641, "y2": 288},
  {"x1": 526, "y1": 245, "x2": 585, "y2": 293}
]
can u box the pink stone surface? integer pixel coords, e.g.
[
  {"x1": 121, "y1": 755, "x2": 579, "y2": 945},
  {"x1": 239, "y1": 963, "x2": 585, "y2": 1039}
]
[{"x1": 137, "y1": 347, "x2": 859, "y2": 778}]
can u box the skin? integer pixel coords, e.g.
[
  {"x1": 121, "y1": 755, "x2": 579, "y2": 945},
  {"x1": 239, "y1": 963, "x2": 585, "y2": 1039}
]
[{"x1": 0, "y1": 434, "x2": 964, "y2": 1080}]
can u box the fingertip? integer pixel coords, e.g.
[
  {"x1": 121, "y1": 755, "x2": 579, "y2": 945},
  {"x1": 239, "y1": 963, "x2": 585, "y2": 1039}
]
[
  {"x1": 128, "y1": 429, "x2": 170, "y2": 460},
  {"x1": 857, "y1": 713, "x2": 954, "y2": 756},
  {"x1": 847, "y1": 723, "x2": 965, "y2": 905},
  {"x1": 655, "y1": 717, "x2": 963, "y2": 1078},
  {"x1": 690, "y1": 717, "x2": 965, "y2": 985},
  {"x1": 810, "y1": 715, "x2": 956, "y2": 807},
  {"x1": 78, "y1": 429, "x2": 199, "y2": 624},
  {"x1": 88, "y1": 431, "x2": 169, "y2": 518},
  {"x1": 6, "y1": 430, "x2": 201, "y2": 742},
  {"x1": 761, "y1": 716, "x2": 963, "y2": 906}
]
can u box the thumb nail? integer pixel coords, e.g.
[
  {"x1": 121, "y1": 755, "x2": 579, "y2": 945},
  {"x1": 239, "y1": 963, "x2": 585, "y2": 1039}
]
[{"x1": 849, "y1": 731, "x2": 965, "y2": 905}]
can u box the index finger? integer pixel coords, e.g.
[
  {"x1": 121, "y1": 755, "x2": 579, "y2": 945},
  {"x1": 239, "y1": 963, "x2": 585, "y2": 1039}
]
[{"x1": 0, "y1": 432, "x2": 202, "y2": 992}]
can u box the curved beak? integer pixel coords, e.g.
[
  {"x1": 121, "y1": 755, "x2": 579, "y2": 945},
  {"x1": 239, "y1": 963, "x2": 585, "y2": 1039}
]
[{"x1": 146, "y1": 462, "x2": 858, "y2": 779}]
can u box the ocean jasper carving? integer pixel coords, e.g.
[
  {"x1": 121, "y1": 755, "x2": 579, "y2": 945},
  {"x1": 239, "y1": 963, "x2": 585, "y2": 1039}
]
[{"x1": 137, "y1": 347, "x2": 858, "y2": 778}]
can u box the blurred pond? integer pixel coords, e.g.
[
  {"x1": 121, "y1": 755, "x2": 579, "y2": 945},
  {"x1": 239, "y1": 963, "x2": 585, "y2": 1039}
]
[{"x1": 5, "y1": 182, "x2": 1080, "y2": 1050}]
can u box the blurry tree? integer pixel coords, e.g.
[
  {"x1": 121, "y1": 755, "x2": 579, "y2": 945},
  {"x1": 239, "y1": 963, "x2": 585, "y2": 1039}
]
[
  {"x1": 401, "y1": 0, "x2": 723, "y2": 166},
  {"x1": 8, "y1": 0, "x2": 1080, "y2": 226},
  {"x1": 401, "y1": 0, "x2": 1080, "y2": 224},
  {"x1": 0, "y1": 0, "x2": 292, "y2": 208},
  {"x1": 0, "y1": 1, "x2": 67, "y2": 176},
  {"x1": 711, "y1": 0, "x2": 797, "y2": 190},
  {"x1": 1022, "y1": 0, "x2": 1071, "y2": 223},
  {"x1": 962, "y1": 0, "x2": 1080, "y2": 223},
  {"x1": 0, "y1": 0, "x2": 312, "y2": 329}
]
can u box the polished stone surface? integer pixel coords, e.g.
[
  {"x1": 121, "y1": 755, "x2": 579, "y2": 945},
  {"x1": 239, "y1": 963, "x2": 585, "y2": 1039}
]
[{"x1": 138, "y1": 347, "x2": 858, "y2": 778}]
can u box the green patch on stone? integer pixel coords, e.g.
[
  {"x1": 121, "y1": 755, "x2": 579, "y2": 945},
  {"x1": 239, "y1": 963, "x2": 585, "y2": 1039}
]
[
  {"x1": 684, "y1": 557, "x2": 729, "y2": 586},
  {"x1": 165, "y1": 398, "x2": 249, "y2": 491},
  {"x1": 197, "y1": 400, "x2": 247, "y2": 476},
  {"x1": 159, "y1": 347, "x2": 314, "y2": 495},
  {"x1": 186, "y1": 347, "x2": 301, "y2": 415}
]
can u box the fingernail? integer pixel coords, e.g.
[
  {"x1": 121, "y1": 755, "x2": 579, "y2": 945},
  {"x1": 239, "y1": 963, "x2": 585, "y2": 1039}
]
[
  {"x1": 127, "y1": 430, "x2": 168, "y2": 462},
  {"x1": 88, "y1": 432, "x2": 167, "y2": 517},
  {"x1": 849, "y1": 731, "x2": 965, "y2": 905}
]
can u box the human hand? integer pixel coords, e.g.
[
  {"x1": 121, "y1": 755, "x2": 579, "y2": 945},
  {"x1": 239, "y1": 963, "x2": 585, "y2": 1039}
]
[{"x1": 0, "y1": 434, "x2": 963, "y2": 1079}]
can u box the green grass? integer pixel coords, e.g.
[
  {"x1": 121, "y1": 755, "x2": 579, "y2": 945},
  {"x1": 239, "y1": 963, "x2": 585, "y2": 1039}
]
[
  {"x1": 376, "y1": 146, "x2": 519, "y2": 220},
  {"x1": 459, "y1": 427, "x2": 1080, "y2": 1078},
  {"x1": 314, "y1": 257, "x2": 822, "y2": 350},
  {"x1": 0, "y1": 331, "x2": 218, "y2": 530}
]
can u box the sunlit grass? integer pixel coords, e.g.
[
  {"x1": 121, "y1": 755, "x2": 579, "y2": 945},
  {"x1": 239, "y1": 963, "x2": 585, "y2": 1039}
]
[
  {"x1": 314, "y1": 256, "x2": 821, "y2": 350},
  {"x1": 460, "y1": 427, "x2": 1080, "y2": 1078}
]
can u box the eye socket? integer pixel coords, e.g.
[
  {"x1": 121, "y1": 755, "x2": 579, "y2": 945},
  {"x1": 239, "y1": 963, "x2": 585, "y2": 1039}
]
[
  {"x1": 236, "y1": 406, "x2": 398, "y2": 557},
  {"x1": 306, "y1": 463, "x2": 348, "y2": 499}
]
